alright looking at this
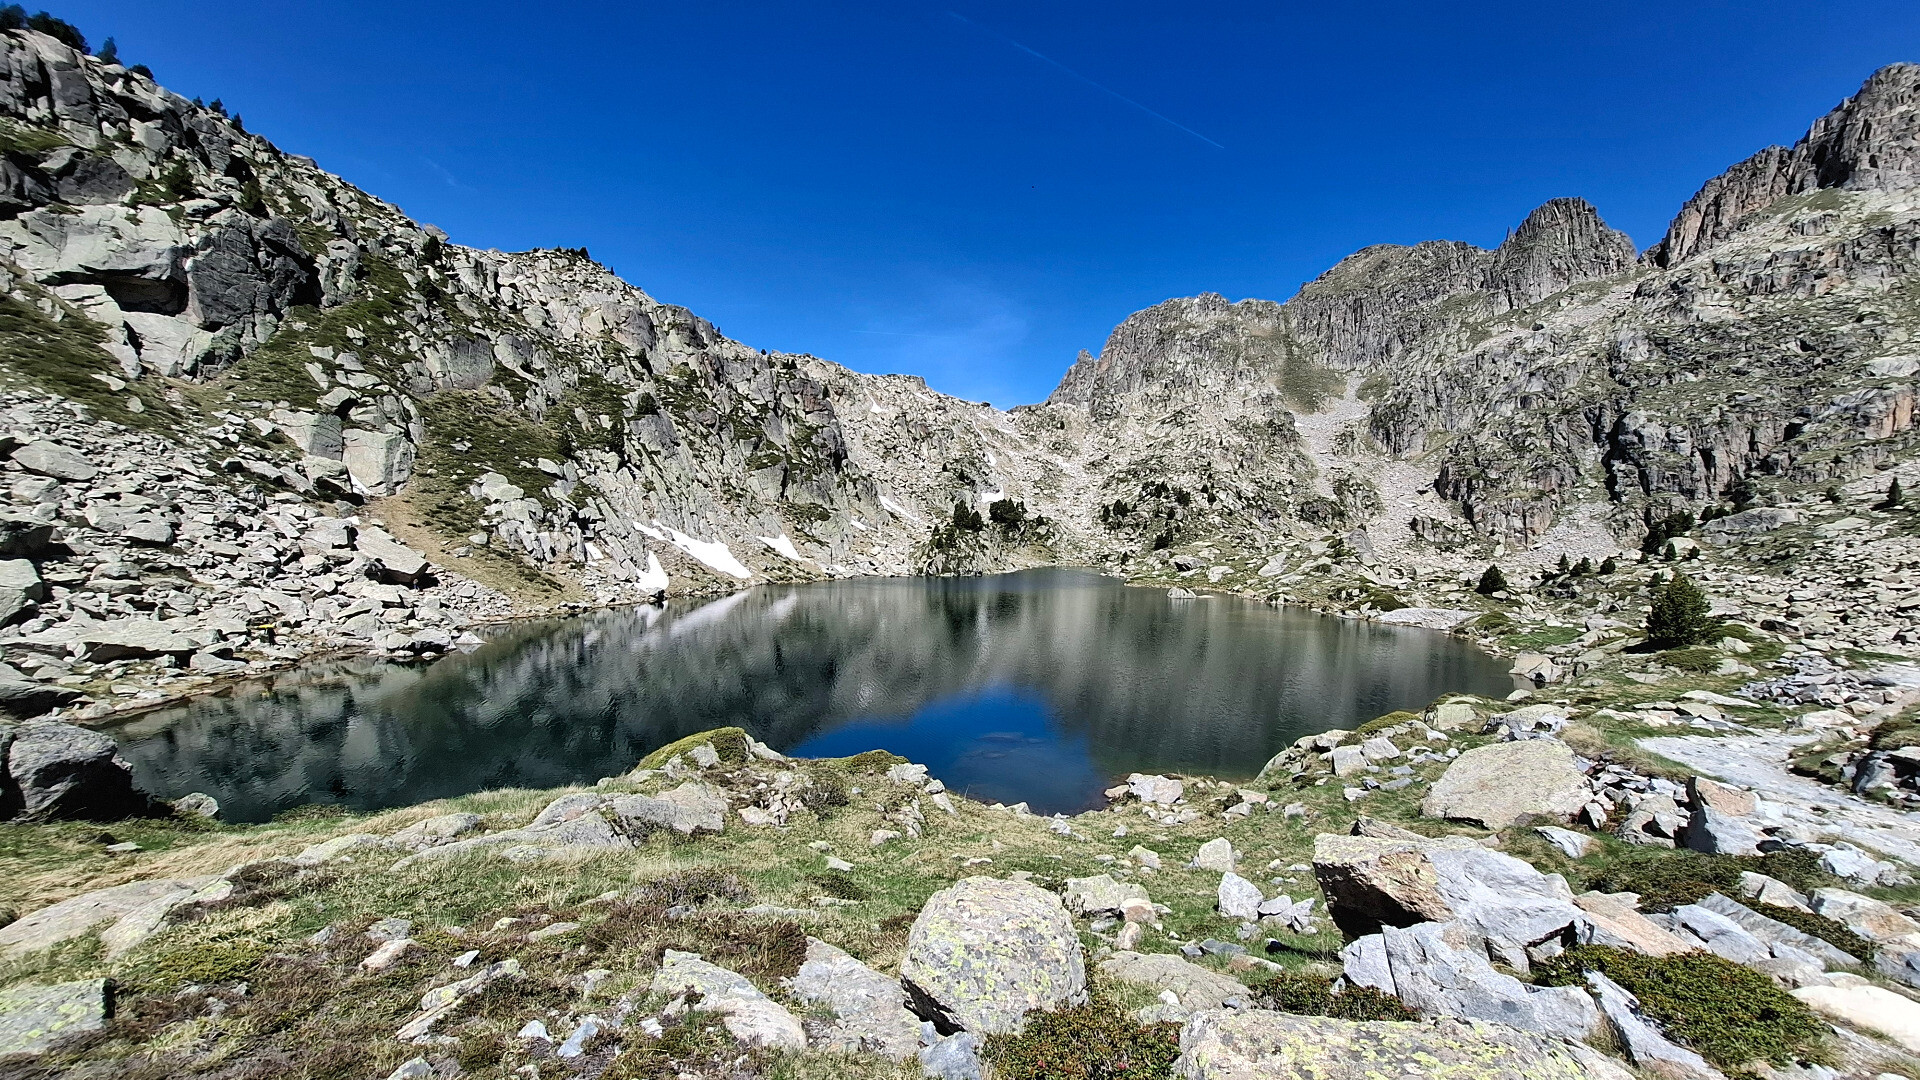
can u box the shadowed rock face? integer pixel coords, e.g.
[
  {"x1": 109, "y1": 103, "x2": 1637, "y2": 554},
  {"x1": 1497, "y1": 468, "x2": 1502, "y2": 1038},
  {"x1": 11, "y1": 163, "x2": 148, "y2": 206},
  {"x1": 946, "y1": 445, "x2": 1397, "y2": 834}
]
[{"x1": 106, "y1": 570, "x2": 1510, "y2": 821}]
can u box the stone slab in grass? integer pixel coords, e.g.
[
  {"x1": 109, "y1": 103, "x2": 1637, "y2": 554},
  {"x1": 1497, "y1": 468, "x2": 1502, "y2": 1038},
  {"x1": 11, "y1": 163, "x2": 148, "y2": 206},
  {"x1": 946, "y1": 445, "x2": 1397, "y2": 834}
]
[{"x1": 1422, "y1": 738, "x2": 1591, "y2": 829}]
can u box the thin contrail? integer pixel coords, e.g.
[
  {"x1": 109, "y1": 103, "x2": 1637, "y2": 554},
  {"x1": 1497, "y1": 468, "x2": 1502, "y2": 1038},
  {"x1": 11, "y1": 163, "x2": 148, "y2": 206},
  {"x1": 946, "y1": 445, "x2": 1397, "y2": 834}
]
[{"x1": 947, "y1": 11, "x2": 1225, "y2": 150}]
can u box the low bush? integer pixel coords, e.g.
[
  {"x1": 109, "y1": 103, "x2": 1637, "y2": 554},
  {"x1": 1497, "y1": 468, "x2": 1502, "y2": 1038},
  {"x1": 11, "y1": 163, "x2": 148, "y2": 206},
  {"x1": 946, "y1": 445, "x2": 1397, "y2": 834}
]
[
  {"x1": 1584, "y1": 849, "x2": 1837, "y2": 913},
  {"x1": 1534, "y1": 946, "x2": 1826, "y2": 1069},
  {"x1": 1249, "y1": 971, "x2": 1417, "y2": 1021},
  {"x1": 983, "y1": 994, "x2": 1181, "y2": 1080},
  {"x1": 1753, "y1": 903, "x2": 1875, "y2": 962}
]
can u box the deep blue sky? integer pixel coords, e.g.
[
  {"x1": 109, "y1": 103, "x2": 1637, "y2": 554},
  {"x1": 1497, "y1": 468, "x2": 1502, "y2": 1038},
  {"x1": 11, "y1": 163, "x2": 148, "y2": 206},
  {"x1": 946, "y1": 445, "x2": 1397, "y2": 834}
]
[{"x1": 56, "y1": 2, "x2": 1920, "y2": 404}]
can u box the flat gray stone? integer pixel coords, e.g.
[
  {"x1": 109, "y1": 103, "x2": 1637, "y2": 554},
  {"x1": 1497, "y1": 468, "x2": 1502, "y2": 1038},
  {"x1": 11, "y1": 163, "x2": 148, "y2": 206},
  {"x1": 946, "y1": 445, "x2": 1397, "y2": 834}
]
[
  {"x1": 1098, "y1": 950, "x2": 1248, "y2": 1012},
  {"x1": 10, "y1": 441, "x2": 97, "y2": 481},
  {"x1": 792, "y1": 938, "x2": 919, "y2": 1059},
  {"x1": 1173, "y1": 1010, "x2": 1635, "y2": 1080},
  {"x1": 1422, "y1": 738, "x2": 1590, "y2": 828}
]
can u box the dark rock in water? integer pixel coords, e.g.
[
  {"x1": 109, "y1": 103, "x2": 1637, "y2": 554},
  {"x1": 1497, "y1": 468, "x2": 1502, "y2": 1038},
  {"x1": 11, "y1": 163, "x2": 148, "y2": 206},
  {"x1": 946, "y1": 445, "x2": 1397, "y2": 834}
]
[{"x1": 4, "y1": 720, "x2": 154, "y2": 822}]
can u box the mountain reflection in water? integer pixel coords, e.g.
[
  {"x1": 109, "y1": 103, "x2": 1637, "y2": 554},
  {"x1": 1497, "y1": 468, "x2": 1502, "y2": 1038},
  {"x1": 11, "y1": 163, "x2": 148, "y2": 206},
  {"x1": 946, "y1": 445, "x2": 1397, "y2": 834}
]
[{"x1": 110, "y1": 569, "x2": 1513, "y2": 821}]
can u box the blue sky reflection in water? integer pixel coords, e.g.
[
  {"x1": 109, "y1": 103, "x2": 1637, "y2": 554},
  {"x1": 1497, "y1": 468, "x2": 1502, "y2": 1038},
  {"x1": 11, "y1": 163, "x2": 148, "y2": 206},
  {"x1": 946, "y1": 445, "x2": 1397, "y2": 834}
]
[
  {"x1": 791, "y1": 685, "x2": 1111, "y2": 811},
  {"x1": 110, "y1": 570, "x2": 1513, "y2": 821}
]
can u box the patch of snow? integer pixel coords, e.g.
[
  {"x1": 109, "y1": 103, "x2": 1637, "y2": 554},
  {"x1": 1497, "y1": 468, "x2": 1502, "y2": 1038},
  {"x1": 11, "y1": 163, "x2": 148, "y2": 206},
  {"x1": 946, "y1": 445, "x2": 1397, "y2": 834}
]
[
  {"x1": 633, "y1": 522, "x2": 752, "y2": 580},
  {"x1": 879, "y1": 495, "x2": 921, "y2": 523},
  {"x1": 634, "y1": 551, "x2": 668, "y2": 593},
  {"x1": 758, "y1": 534, "x2": 805, "y2": 562},
  {"x1": 978, "y1": 490, "x2": 1005, "y2": 506}
]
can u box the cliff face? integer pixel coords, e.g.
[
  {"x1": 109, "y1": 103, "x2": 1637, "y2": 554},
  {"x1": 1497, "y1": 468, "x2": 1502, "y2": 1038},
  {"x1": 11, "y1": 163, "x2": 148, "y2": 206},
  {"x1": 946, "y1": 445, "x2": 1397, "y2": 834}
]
[
  {"x1": 0, "y1": 29, "x2": 1915, "y2": 606},
  {"x1": 1650, "y1": 62, "x2": 1920, "y2": 267}
]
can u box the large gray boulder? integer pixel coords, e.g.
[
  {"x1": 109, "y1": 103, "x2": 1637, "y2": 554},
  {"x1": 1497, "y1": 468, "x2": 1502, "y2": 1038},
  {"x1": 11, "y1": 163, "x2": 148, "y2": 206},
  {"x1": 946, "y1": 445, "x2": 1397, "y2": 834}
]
[
  {"x1": 1172, "y1": 1010, "x2": 1634, "y2": 1080},
  {"x1": 75, "y1": 619, "x2": 199, "y2": 663},
  {"x1": 899, "y1": 876, "x2": 1087, "y2": 1035},
  {"x1": 354, "y1": 525, "x2": 429, "y2": 583},
  {"x1": 1312, "y1": 833, "x2": 1583, "y2": 955},
  {"x1": 1422, "y1": 738, "x2": 1590, "y2": 828},
  {"x1": 0, "y1": 978, "x2": 110, "y2": 1057},
  {"x1": 4, "y1": 719, "x2": 151, "y2": 821},
  {"x1": 608, "y1": 782, "x2": 727, "y2": 835},
  {"x1": 0, "y1": 679, "x2": 81, "y2": 720},
  {"x1": 0, "y1": 878, "x2": 217, "y2": 958},
  {"x1": 1342, "y1": 921, "x2": 1598, "y2": 1041}
]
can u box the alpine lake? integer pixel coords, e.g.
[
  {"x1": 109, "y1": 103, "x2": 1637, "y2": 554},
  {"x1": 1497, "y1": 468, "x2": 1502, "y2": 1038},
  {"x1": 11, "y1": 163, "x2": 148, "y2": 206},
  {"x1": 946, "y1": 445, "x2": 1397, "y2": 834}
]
[{"x1": 108, "y1": 569, "x2": 1515, "y2": 822}]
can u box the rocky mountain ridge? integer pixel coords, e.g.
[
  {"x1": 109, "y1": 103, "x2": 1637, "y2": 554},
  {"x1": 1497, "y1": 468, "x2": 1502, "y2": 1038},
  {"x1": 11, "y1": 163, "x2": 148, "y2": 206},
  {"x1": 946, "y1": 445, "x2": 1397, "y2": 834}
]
[{"x1": 0, "y1": 29, "x2": 1912, "y2": 708}]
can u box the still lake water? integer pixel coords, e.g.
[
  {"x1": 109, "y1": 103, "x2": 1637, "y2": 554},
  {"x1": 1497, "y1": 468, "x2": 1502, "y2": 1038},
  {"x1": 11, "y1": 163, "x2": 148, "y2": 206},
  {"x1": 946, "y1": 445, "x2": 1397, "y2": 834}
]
[{"x1": 109, "y1": 569, "x2": 1513, "y2": 822}]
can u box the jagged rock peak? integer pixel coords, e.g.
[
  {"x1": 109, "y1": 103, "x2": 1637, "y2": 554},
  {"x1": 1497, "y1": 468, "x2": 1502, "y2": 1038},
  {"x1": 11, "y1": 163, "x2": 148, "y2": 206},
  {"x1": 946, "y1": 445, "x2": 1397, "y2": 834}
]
[
  {"x1": 1651, "y1": 61, "x2": 1920, "y2": 267},
  {"x1": 1484, "y1": 197, "x2": 1636, "y2": 312},
  {"x1": 1046, "y1": 292, "x2": 1280, "y2": 411}
]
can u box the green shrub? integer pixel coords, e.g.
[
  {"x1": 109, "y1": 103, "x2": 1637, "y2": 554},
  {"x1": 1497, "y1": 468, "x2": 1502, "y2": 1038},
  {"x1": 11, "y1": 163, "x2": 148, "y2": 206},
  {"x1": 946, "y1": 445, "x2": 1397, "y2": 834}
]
[
  {"x1": 127, "y1": 939, "x2": 270, "y2": 991},
  {"x1": 1646, "y1": 572, "x2": 1714, "y2": 647},
  {"x1": 1250, "y1": 971, "x2": 1417, "y2": 1021},
  {"x1": 983, "y1": 994, "x2": 1180, "y2": 1080},
  {"x1": 635, "y1": 727, "x2": 751, "y2": 770},
  {"x1": 1473, "y1": 610, "x2": 1513, "y2": 632},
  {"x1": 1476, "y1": 565, "x2": 1508, "y2": 595},
  {"x1": 952, "y1": 501, "x2": 985, "y2": 532},
  {"x1": 1534, "y1": 946, "x2": 1826, "y2": 1068},
  {"x1": 1584, "y1": 850, "x2": 1837, "y2": 913},
  {"x1": 989, "y1": 498, "x2": 1028, "y2": 527}
]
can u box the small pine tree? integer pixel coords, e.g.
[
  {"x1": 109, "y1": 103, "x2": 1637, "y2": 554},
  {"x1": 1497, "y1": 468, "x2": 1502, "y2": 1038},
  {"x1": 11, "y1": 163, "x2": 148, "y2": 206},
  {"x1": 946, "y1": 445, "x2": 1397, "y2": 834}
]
[
  {"x1": 158, "y1": 161, "x2": 193, "y2": 199},
  {"x1": 1881, "y1": 479, "x2": 1905, "y2": 510},
  {"x1": 238, "y1": 177, "x2": 265, "y2": 216},
  {"x1": 1598, "y1": 556, "x2": 1617, "y2": 575},
  {"x1": 25, "y1": 11, "x2": 85, "y2": 52},
  {"x1": 1556, "y1": 553, "x2": 1571, "y2": 575},
  {"x1": 1574, "y1": 556, "x2": 1593, "y2": 576},
  {"x1": 1476, "y1": 565, "x2": 1508, "y2": 595},
  {"x1": 1646, "y1": 572, "x2": 1713, "y2": 648},
  {"x1": 129, "y1": 62, "x2": 151, "y2": 79},
  {"x1": 94, "y1": 36, "x2": 116, "y2": 64},
  {"x1": 0, "y1": 7, "x2": 24, "y2": 32}
]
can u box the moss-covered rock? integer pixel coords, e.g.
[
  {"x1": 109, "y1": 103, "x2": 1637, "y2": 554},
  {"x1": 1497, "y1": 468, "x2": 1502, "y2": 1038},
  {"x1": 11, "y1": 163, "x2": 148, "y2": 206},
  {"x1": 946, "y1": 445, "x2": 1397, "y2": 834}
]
[{"x1": 634, "y1": 727, "x2": 752, "y2": 771}]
